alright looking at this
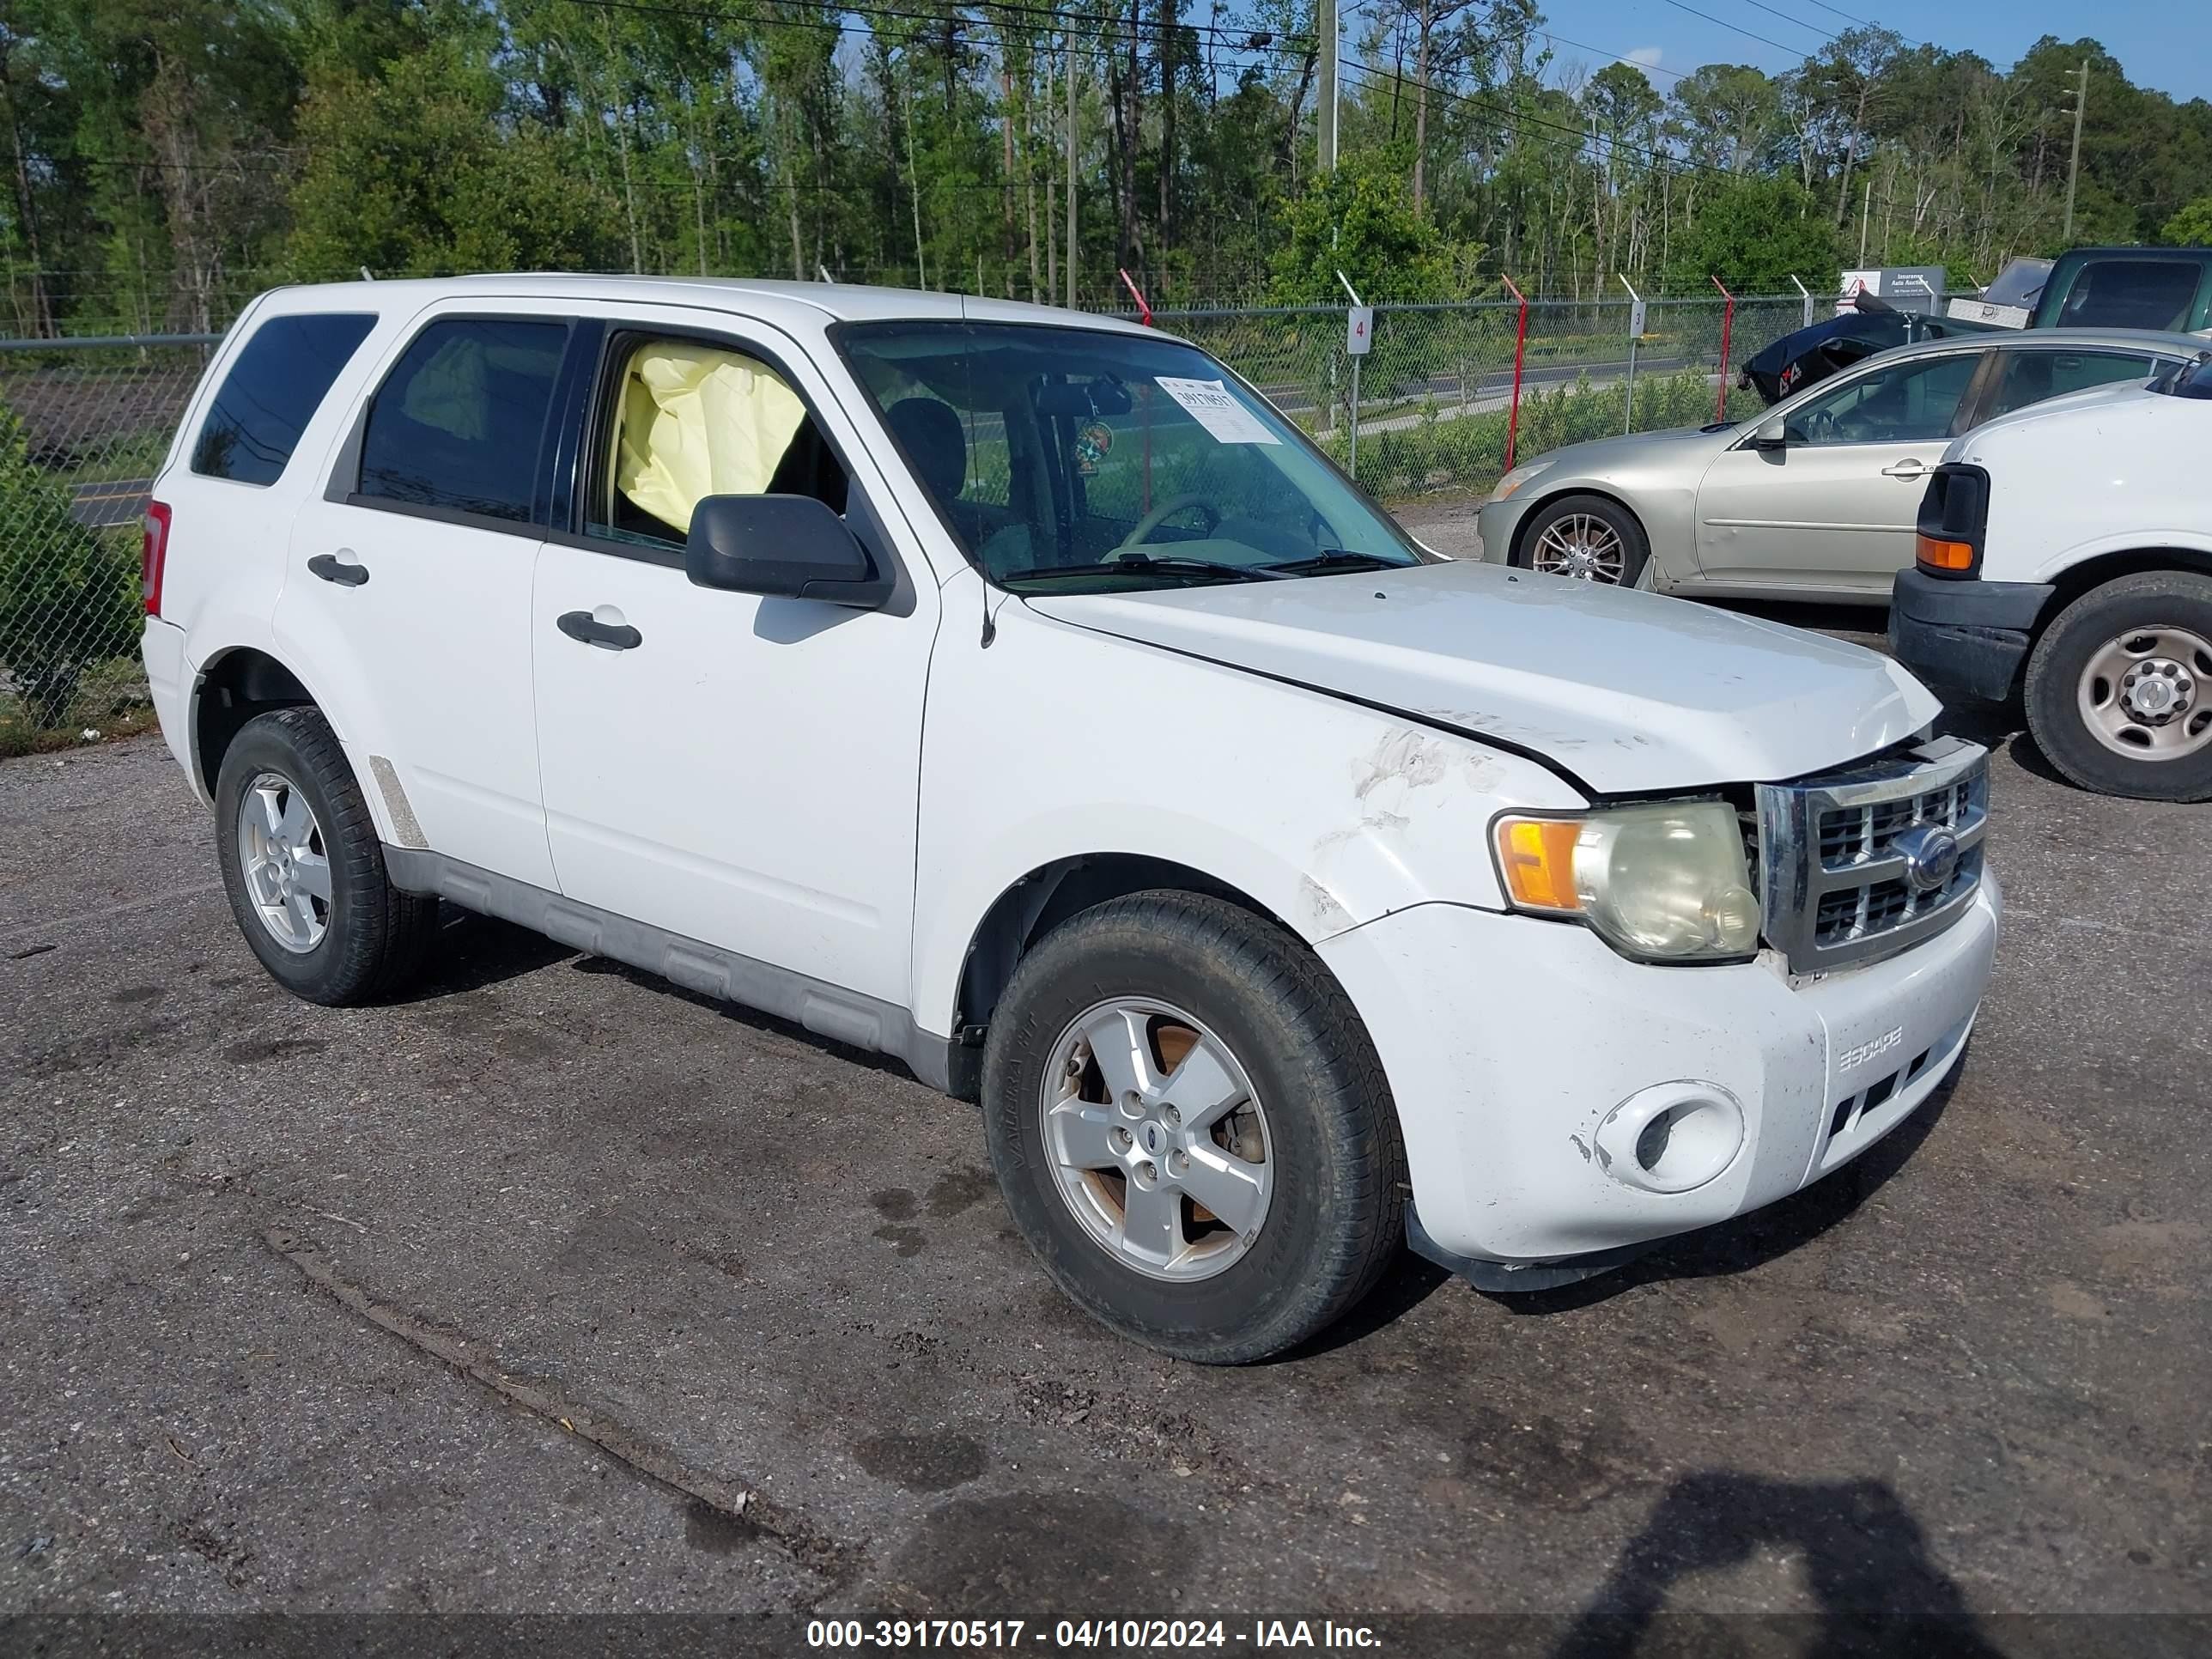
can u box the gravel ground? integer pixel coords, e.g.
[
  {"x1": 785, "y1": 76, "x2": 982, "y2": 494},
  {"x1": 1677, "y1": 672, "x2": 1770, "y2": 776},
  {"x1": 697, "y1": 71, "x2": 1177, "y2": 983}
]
[{"x1": 3, "y1": 580, "x2": 2209, "y2": 1646}]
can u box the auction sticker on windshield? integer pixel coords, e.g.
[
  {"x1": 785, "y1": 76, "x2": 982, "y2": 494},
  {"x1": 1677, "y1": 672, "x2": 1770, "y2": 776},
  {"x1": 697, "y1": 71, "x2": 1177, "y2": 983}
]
[{"x1": 1154, "y1": 377, "x2": 1280, "y2": 444}]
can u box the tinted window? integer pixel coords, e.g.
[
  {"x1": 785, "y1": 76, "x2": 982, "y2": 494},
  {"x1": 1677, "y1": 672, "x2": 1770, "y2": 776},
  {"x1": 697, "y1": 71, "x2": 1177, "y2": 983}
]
[
  {"x1": 357, "y1": 319, "x2": 568, "y2": 523},
  {"x1": 1981, "y1": 349, "x2": 2154, "y2": 423},
  {"x1": 191, "y1": 313, "x2": 376, "y2": 485},
  {"x1": 1790, "y1": 353, "x2": 1980, "y2": 446},
  {"x1": 2055, "y1": 262, "x2": 2200, "y2": 331},
  {"x1": 586, "y1": 336, "x2": 846, "y2": 550}
]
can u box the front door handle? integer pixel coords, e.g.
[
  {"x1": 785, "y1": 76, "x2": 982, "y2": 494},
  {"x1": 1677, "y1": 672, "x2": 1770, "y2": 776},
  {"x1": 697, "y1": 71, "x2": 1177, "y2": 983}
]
[
  {"x1": 307, "y1": 552, "x2": 369, "y2": 586},
  {"x1": 556, "y1": 610, "x2": 643, "y2": 651},
  {"x1": 1881, "y1": 460, "x2": 1929, "y2": 480}
]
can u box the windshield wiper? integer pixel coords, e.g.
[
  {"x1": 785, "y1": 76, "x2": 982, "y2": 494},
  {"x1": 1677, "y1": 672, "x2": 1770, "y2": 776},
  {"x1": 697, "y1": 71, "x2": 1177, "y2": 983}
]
[
  {"x1": 1260, "y1": 549, "x2": 1405, "y2": 574},
  {"x1": 1006, "y1": 554, "x2": 1293, "y2": 583}
]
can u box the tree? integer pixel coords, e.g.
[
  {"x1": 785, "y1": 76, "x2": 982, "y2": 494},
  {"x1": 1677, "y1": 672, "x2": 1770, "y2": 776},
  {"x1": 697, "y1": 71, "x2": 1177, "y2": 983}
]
[
  {"x1": 1664, "y1": 175, "x2": 1836, "y2": 293},
  {"x1": 1267, "y1": 155, "x2": 1468, "y2": 302},
  {"x1": 2164, "y1": 198, "x2": 2212, "y2": 247}
]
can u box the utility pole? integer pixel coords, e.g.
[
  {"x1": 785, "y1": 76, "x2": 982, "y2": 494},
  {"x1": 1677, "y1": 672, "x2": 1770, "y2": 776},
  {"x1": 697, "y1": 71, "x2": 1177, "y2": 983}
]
[
  {"x1": 2062, "y1": 56, "x2": 2088, "y2": 241},
  {"x1": 1316, "y1": 0, "x2": 1337, "y2": 173},
  {"x1": 1066, "y1": 28, "x2": 1079, "y2": 307}
]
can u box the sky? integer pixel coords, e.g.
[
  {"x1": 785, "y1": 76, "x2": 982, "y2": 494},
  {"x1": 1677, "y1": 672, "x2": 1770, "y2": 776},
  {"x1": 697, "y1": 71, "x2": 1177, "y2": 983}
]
[{"x1": 1546, "y1": 0, "x2": 2212, "y2": 104}]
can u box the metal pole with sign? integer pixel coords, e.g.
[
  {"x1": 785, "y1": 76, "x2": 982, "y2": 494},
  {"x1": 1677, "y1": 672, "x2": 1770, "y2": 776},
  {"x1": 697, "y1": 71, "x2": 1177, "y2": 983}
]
[
  {"x1": 1790, "y1": 273, "x2": 1814, "y2": 329},
  {"x1": 1339, "y1": 271, "x2": 1370, "y2": 482},
  {"x1": 1618, "y1": 275, "x2": 1645, "y2": 434}
]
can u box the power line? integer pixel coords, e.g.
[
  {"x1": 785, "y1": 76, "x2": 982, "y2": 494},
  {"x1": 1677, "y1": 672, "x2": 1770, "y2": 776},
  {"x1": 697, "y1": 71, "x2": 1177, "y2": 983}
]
[{"x1": 1652, "y1": 0, "x2": 1807, "y2": 59}]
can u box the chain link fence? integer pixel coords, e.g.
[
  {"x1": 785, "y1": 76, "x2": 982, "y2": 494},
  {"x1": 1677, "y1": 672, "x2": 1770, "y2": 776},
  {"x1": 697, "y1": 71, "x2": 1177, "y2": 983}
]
[
  {"x1": 0, "y1": 337, "x2": 216, "y2": 756},
  {"x1": 0, "y1": 296, "x2": 1810, "y2": 751}
]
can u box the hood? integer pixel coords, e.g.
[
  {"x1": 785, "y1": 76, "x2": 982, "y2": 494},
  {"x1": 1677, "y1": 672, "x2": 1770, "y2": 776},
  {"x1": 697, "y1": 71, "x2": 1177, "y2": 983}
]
[
  {"x1": 1528, "y1": 423, "x2": 1732, "y2": 472},
  {"x1": 1025, "y1": 561, "x2": 1939, "y2": 794}
]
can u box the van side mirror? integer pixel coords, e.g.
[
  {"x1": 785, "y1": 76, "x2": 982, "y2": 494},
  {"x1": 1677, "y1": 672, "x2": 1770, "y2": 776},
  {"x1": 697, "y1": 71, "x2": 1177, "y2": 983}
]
[
  {"x1": 684, "y1": 495, "x2": 891, "y2": 609},
  {"x1": 1752, "y1": 414, "x2": 1790, "y2": 451}
]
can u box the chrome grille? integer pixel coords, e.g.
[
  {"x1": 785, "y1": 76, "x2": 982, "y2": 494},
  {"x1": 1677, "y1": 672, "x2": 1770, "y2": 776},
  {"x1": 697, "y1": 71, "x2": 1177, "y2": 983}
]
[{"x1": 1755, "y1": 737, "x2": 1990, "y2": 974}]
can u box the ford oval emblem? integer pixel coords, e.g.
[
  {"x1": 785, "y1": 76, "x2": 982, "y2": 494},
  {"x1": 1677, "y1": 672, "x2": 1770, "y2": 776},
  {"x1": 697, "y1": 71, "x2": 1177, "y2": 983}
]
[{"x1": 1894, "y1": 824, "x2": 1960, "y2": 895}]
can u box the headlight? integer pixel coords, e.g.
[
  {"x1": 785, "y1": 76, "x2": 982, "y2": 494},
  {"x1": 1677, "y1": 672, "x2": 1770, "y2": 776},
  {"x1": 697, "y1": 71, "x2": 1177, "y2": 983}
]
[
  {"x1": 1487, "y1": 461, "x2": 1552, "y2": 503},
  {"x1": 1492, "y1": 801, "x2": 1760, "y2": 963}
]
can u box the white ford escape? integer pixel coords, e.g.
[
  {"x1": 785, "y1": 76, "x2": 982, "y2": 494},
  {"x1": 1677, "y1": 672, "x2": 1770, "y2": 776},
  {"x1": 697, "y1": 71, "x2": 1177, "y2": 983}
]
[{"x1": 141, "y1": 276, "x2": 2002, "y2": 1361}]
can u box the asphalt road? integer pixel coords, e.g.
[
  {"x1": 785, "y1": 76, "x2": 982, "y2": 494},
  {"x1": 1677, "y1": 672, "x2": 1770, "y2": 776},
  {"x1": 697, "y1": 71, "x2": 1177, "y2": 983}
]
[{"x1": 3, "y1": 604, "x2": 2209, "y2": 1644}]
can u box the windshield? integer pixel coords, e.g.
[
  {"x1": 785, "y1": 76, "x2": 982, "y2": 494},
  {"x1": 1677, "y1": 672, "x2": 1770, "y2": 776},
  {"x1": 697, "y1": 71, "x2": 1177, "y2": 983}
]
[{"x1": 837, "y1": 321, "x2": 1422, "y2": 591}]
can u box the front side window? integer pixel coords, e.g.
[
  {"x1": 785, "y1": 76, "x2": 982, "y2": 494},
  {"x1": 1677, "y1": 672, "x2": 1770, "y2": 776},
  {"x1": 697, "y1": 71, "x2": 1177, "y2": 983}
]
[
  {"x1": 356, "y1": 319, "x2": 567, "y2": 523},
  {"x1": 1980, "y1": 349, "x2": 2155, "y2": 424},
  {"x1": 2054, "y1": 262, "x2": 2200, "y2": 331},
  {"x1": 191, "y1": 312, "x2": 376, "y2": 485},
  {"x1": 838, "y1": 321, "x2": 1420, "y2": 592},
  {"x1": 586, "y1": 336, "x2": 848, "y2": 550},
  {"x1": 1788, "y1": 352, "x2": 1981, "y2": 447}
]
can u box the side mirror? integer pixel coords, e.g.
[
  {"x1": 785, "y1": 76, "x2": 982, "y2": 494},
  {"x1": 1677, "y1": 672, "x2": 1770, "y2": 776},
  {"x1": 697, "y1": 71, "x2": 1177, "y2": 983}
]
[
  {"x1": 1752, "y1": 414, "x2": 1790, "y2": 451},
  {"x1": 684, "y1": 494, "x2": 891, "y2": 609}
]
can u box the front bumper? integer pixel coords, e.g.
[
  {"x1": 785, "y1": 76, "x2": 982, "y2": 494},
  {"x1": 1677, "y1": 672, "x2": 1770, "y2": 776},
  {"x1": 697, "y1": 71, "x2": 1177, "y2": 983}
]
[
  {"x1": 1473, "y1": 496, "x2": 1528, "y2": 565},
  {"x1": 1889, "y1": 567, "x2": 2054, "y2": 704},
  {"x1": 1316, "y1": 876, "x2": 2000, "y2": 1274}
]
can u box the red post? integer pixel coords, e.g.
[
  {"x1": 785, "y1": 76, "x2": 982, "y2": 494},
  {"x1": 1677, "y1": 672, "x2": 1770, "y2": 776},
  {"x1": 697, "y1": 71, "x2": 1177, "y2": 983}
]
[
  {"x1": 1710, "y1": 275, "x2": 1736, "y2": 424},
  {"x1": 1502, "y1": 275, "x2": 1529, "y2": 473},
  {"x1": 1118, "y1": 267, "x2": 1152, "y2": 326}
]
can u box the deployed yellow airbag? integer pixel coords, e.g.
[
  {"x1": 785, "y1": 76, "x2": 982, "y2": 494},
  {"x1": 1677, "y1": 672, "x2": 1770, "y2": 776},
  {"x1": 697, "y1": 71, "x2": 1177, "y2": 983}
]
[{"x1": 616, "y1": 344, "x2": 806, "y2": 533}]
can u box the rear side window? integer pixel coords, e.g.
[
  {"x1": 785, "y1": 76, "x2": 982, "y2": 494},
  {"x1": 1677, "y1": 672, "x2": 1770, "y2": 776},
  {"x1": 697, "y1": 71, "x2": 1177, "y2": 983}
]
[
  {"x1": 1980, "y1": 349, "x2": 2154, "y2": 423},
  {"x1": 356, "y1": 319, "x2": 568, "y2": 524},
  {"x1": 2054, "y1": 262, "x2": 2201, "y2": 331},
  {"x1": 191, "y1": 313, "x2": 377, "y2": 485}
]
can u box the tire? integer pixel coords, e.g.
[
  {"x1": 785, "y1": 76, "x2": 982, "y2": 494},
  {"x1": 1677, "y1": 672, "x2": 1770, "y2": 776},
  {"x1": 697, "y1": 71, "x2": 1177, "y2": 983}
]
[
  {"x1": 214, "y1": 707, "x2": 440, "y2": 1004},
  {"x1": 1515, "y1": 492, "x2": 1650, "y2": 586},
  {"x1": 981, "y1": 891, "x2": 1406, "y2": 1364},
  {"x1": 2021, "y1": 570, "x2": 2212, "y2": 802}
]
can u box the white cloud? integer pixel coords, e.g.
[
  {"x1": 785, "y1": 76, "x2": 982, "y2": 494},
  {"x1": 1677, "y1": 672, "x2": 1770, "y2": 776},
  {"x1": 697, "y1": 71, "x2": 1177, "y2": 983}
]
[{"x1": 1626, "y1": 46, "x2": 1664, "y2": 69}]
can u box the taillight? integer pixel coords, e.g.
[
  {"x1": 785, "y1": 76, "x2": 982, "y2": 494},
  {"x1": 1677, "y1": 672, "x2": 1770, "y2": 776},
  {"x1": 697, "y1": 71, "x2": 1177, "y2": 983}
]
[{"x1": 142, "y1": 500, "x2": 172, "y2": 616}]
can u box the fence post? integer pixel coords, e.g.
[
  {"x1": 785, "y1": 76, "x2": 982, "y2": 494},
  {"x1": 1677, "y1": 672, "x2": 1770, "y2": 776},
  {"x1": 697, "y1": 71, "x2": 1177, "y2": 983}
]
[
  {"x1": 1337, "y1": 271, "x2": 1368, "y2": 483},
  {"x1": 1790, "y1": 273, "x2": 1814, "y2": 329},
  {"x1": 1709, "y1": 276, "x2": 1736, "y2": 425},
  {"x1": 1502, "y1": 276, "x2": 1529, "y2": 473},
  {"x1": 1117, "y1": 268, "x2": 1152, "y2": 325},
  {"x1": 1617, "y1": 275, "x2": 1644, "y2": 435}
]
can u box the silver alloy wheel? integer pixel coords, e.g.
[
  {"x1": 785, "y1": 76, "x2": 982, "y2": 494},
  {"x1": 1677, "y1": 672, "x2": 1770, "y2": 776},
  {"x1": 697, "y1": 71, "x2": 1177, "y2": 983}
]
[
  {"x1": 237, "y1": 770, "x2": 332, "y2": 953},
  {"x1": 1530, "y1": 514, "x2": 1627, "y2": 583},
  {"x1": 2075, "y1": 625, "x2": 2212, "y2": 763},
  {"x1": 1038, "y1": 997, "x2": 1273, "y2": 1282}
]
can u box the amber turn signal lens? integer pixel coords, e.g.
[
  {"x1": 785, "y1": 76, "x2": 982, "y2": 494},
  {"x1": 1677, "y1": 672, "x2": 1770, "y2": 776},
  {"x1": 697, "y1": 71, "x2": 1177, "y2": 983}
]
[
  {"x1": 1916, "y1": 532, "x2": 1974, "y2": 573},
  {"x1": 1495, "y1": 817, "x2": 1585, "y2": 912}
]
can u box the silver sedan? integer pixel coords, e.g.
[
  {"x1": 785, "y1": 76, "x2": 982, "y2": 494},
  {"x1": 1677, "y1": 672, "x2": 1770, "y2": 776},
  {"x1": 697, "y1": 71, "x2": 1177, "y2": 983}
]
[{"x1": 1473, "y1": 328, "x2": 2209, "y2": 602}]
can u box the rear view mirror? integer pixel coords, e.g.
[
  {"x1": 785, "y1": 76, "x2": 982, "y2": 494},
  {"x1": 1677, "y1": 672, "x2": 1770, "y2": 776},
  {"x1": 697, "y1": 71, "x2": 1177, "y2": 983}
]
[
  {"x1": 1753, "y1": 414, "x2": 1789, "y2": 451},
  {"x1": 685, "y1": 495, "x2": 891, "y2": 608}
]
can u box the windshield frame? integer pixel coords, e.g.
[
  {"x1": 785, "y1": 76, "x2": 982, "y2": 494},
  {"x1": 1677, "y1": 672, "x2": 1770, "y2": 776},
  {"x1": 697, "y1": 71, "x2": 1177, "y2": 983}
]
[{"x1": 825, "y1": 316, "x2": 1428, "y2": 592}]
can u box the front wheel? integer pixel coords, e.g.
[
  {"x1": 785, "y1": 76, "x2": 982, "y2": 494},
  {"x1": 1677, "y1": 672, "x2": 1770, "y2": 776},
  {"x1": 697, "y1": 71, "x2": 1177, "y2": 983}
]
[
  {"x1": 2022, "y1": 571, "x2": 2212, "y2": 801},
  {"x1": 981, "y1": 892, "x2": 1406, "y2": 1364},
  {"x1": 1516, "y1": 492, "x2": 1650, "y2": 586}
]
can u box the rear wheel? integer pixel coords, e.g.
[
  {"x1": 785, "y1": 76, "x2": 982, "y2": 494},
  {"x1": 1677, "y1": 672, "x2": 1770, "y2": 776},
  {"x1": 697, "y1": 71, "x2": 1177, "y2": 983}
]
[
  {"x1": 215, "y1": 707, "x2": 439, "y2": 1003},
  {"x1": 1516, "y1": 493, "x2": 1650, "y2": 586},
  {"x1": 981, "y1": 892, "x2": 1405, "y2": 1364},
  {"x1": 2023, "y1": 571, "x2": 2212, "y2": 801}
]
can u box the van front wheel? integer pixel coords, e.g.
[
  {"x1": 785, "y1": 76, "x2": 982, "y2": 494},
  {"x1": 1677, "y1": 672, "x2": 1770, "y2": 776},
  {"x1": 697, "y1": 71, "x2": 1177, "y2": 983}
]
[
  {"x1": 981, "y1": 892, "x2": 1406, "y2": 1364},
  {"x1": 2023, "y1": 571, "x2": 2212, "y2": 801}
]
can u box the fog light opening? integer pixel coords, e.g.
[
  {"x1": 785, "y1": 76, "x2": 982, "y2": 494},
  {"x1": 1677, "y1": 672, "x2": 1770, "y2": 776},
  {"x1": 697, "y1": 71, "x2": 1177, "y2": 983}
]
[{"x1": 1595, "y1": 1082, "x2": 1746, "y2": 1195}]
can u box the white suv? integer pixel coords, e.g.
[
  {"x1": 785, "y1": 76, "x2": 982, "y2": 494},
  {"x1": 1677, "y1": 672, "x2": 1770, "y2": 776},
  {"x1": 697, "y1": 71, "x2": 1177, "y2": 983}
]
[{"x1": 141, "y1": 276, "x2": 2002, "y2": 1361}]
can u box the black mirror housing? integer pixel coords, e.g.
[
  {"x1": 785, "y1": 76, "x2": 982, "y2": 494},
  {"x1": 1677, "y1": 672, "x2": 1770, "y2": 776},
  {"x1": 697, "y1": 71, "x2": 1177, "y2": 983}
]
[{"x1": 684, "y1": 494, "x2": 891, "y2": 608}]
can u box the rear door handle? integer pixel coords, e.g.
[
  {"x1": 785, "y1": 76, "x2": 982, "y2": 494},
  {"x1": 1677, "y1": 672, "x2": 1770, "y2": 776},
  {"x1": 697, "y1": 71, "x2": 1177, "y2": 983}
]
[
  {"x1": 307, "y1": 552, "x2": 369, "y2": 586},
  {"x1": 1881, "y1": 460, "x2": 1929, "y2": 480},
  {"x1": 556, "y1": 610, "x2": 643, "y2": 651}
]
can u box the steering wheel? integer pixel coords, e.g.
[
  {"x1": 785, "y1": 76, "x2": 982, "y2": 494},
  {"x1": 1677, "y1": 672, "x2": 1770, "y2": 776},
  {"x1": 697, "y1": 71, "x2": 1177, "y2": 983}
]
[{"x1": 1115, "y1": 493, "x2": 1220, "y2": 551}]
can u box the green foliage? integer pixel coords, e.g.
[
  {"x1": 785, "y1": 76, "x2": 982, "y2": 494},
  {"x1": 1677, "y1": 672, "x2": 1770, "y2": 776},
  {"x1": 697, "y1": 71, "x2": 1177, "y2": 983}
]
[
  {"x1": 1267, "y1": 158, "x2": 1478, "y2": 305},
  {"x1": 287, "y1": 41, "x2": 625, "y2": 278},
  {"x1": 2162, "y1": 198, "x2": 2212, "y2": 248},
  {"x1": 1665, "y1": 177, "x2": 1838, "y2": 294},
  {"x1": 0, "y1": 404, "x2": 141, "y2": 729}
]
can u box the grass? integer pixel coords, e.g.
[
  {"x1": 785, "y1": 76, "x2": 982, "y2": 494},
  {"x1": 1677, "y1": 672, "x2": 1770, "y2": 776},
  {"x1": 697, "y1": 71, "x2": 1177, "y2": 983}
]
[{"x1": 0, "y1": 653, "x2": 155, "y2": 759}]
